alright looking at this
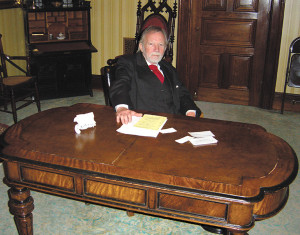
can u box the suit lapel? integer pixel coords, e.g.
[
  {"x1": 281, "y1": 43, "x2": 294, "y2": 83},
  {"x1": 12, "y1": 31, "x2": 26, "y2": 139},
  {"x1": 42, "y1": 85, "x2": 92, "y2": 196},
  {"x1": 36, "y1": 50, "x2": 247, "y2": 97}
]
[{"x1": 159, "y1": 61, "x2": 174, "y2": 88}]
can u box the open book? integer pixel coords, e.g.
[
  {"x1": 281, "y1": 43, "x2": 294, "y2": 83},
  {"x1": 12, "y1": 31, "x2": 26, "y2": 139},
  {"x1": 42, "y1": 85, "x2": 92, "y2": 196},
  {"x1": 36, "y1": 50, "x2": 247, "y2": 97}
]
[{"x1": 116, "y1": 114, "x2": 167, "y2": 138}]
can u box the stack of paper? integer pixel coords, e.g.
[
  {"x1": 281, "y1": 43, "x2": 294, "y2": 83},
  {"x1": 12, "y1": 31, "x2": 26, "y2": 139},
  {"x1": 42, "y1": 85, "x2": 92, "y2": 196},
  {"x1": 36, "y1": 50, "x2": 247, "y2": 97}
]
[
  {"x1": 116, "y1": 114, "x2": 167, "y2": 138},
  {"x1": 176, "y1": 131, "x2": 218, "y2": 146}
]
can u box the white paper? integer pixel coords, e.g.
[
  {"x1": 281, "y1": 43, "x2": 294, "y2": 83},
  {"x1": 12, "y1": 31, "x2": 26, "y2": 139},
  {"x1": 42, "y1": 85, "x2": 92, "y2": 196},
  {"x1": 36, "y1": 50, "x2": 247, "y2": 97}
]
[
  {"x1": 175, "y1": 136, "x2": 194, "y2": 144},
  {"x1": 74, "y1": 112, "x2": 96, "y2": 134},
  {"x1": 188, "y1": 131, "x2": 215, "y2": 138},
  {"x1": 189, "y1": 136, "x2": 218, "y2": 146},
  {"x1": 116, "y1": 116, "x2": 167, "y2": 138},
  {"x1": 160, "y1": 128, "x2": 177, "y2": 134}
]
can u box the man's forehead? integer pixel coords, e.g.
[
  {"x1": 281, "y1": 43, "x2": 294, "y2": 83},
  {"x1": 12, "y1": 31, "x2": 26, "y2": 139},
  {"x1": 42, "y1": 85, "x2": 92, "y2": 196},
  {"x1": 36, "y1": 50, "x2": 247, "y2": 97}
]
[{"x1": 146, "y1": 31, "x2": 165, "y2": 40}]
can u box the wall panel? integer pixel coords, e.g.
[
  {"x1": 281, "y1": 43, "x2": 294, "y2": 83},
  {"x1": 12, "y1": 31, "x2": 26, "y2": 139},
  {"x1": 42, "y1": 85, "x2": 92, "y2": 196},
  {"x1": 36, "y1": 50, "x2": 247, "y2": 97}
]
[{"x1": 0, "y1": 8, "x2": 25, "y2": 75}]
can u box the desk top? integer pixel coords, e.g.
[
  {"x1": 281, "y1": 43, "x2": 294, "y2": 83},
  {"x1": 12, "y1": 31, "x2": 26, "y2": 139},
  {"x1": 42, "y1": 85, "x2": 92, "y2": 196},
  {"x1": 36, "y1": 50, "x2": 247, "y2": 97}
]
[
  {"x1": 1, "y1": 103, "x2": 298, "y2": 200},
  {"x1": 31, "y1": 41, "x2": 97, "y2": 55}
]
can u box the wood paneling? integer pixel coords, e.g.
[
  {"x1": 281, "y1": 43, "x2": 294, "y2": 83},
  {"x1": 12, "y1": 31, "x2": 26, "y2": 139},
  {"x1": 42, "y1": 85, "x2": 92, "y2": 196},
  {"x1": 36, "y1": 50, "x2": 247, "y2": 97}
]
[{"x1": 177, "y1": 0, "x2": 284, "y2": 108}]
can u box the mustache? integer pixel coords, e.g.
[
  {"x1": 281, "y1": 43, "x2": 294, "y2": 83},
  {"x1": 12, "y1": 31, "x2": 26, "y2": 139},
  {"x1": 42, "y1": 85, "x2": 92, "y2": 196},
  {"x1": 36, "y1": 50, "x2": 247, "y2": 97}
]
[{"x1": 150, "y1": 52, "x2": 162, "y2": 56}]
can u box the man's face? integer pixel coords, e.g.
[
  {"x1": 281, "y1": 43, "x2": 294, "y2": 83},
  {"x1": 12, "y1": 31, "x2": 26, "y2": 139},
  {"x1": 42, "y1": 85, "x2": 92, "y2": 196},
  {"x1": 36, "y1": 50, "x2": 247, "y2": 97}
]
[{"x1": 139, "y1": 31, "x2": 166, "y2": 64}]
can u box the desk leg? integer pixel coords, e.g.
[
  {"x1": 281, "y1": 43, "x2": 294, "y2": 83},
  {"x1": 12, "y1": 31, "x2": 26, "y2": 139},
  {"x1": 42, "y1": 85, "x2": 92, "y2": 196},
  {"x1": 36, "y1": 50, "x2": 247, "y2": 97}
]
[
  {"x1": 201, "y1": 225, "x2": 248, "y2": 235},
  {"x1": 8, "y1": 186, "x2": 34, "y2": 235},
  {"x1": 126, "y1": 210, "x2": 135, "y2": 217}
]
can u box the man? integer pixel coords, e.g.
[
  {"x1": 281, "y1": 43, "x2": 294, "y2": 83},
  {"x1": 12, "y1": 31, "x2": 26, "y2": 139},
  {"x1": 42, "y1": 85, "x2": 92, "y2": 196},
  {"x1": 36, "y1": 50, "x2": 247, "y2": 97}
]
[{"x1": 110, "y1": 26, "x2": 202, "y2": 124}]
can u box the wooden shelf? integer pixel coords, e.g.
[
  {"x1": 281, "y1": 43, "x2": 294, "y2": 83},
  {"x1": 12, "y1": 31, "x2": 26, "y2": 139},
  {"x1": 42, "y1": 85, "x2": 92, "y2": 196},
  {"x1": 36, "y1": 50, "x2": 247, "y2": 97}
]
[{"x1": 27, "y1": 10, "x2": 88, "y2": 44}]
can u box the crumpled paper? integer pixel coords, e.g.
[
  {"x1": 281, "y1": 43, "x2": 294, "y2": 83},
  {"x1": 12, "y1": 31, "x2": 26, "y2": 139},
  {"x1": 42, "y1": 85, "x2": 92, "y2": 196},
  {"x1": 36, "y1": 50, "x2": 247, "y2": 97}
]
[{"x1": 74, "y1": 112, "x2": 96, "y2": 134}]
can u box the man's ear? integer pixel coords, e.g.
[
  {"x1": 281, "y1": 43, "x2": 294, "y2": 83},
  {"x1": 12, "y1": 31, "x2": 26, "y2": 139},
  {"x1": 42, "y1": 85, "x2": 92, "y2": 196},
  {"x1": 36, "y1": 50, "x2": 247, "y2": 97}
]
[{"x1": 139, "y1": 43, "x2": 143, "y2": 52}]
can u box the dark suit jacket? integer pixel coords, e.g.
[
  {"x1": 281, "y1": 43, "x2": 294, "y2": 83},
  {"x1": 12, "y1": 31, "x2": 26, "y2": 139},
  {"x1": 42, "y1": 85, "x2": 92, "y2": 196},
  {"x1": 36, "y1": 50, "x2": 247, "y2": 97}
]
[{"x1": 109, "y1": 52, "x2": 201, "y2": 117}]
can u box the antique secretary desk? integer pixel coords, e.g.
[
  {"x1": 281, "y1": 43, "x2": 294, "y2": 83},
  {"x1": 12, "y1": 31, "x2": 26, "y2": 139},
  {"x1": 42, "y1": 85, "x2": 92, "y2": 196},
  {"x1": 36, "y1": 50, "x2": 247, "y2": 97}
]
[{"x1": 22, "y1": 0, "x2": 97, "y2": 99}]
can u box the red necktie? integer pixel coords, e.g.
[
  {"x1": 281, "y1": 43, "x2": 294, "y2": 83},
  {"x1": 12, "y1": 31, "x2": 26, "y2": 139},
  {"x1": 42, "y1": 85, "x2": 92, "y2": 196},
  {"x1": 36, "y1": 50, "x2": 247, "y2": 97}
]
[{"x1": 149, "y1": 65, "x2": 164, "y2": 83}]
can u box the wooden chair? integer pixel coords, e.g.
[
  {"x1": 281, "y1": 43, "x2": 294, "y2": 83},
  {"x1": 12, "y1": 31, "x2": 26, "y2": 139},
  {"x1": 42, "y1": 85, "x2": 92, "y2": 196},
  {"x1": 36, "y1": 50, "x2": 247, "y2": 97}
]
[
  {"x1": 281, "y1": 37, "x2": 300, "y2": 114},
  {"x1": 102, "y1": 0, "x2": 177, "y2": 106},
  {"x1": 0, "y1": 34, "x2": 41, "y2": 123}
]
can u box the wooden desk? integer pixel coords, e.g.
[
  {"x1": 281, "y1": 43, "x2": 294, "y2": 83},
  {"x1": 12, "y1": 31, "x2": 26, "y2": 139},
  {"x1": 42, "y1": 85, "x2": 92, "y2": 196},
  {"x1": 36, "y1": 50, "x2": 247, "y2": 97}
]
[{"x1": 0, "y1": 104, "x2": 298, "y2": 235}]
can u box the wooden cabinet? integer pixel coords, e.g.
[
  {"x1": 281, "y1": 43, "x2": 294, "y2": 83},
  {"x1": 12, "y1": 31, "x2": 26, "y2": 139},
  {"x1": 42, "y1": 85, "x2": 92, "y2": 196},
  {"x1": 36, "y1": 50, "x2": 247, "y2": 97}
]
[
  {"x1": 23, "y1": 0, "x2": 97, "y2": 99},
  {"x1": 177, "y1": 0, "x2": 285, "y2": 108}
]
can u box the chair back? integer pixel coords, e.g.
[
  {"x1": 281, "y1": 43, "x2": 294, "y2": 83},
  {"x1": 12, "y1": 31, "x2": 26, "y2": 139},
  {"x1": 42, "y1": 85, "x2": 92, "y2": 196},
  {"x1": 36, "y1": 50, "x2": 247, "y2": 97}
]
[
  {"x1": 102, "y1": 0, "x2": 177, "y2": 106},
  {"x1": 0, "y1": 34, "x2": 41, "y2": 123},
  {"x1": 290, "y1": 37, "x2": 300, "y2": 54},
  {"x1": 103, "y1": 59, "x2": 118, "y2": 106},
  {"x1": 135, "y1": 0, "x2": 177, "y2": 62},
  {"x1": 287, "y1": 37, "x2": 300, "y2": 88},
  {"x1": 281, "y1": 37, "x2": 300, "y2": 113}
]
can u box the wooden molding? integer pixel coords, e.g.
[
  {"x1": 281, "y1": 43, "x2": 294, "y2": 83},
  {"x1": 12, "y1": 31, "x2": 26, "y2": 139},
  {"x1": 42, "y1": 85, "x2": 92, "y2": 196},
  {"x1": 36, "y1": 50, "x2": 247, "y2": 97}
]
[{"x1": 0, "y1": 0, "x2": 18, "y2": 9}]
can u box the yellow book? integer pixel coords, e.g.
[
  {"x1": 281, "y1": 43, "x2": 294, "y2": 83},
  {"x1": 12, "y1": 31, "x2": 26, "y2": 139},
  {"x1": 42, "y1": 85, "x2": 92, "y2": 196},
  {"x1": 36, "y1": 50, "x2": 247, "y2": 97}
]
[{"x1": 134, "y1": 114, "x2": 167, "y2": 131}]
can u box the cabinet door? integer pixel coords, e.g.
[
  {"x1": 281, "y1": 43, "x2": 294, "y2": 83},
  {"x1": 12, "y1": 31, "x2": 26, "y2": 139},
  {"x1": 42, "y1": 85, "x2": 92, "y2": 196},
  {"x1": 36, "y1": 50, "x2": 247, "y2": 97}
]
[
  {"x1": 31, "y1": 56, "x2": 59, "y2": 99},
  {"x1": 177, "y1": 0, "x2": 271, "y2": 106},
  {"x1": 32, "y1": 53, "x2": 92, "y2": 99},
  {"x1": 59, "y1": 54, "x2": 91, "y2": 96}
]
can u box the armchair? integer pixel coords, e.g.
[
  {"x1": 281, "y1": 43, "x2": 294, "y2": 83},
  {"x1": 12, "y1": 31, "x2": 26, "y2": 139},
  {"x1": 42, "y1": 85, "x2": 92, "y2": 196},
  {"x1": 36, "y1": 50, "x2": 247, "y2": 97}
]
[
  {"x1": 102, "y1": 0, "x2": 177, "y2": 106},
  {"x1": 0, "y1": 34, "x2": 41, "y2": 123},
  {"x1": 281, "y1": 37, "x2": 300, "y2": 114}
]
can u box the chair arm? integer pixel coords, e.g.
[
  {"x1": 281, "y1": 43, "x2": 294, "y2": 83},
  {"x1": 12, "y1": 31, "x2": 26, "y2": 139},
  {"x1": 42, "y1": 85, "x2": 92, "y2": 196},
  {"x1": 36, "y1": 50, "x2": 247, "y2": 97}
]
[
  {"x1": 6, "y1": 55, "x2": 28, "y2": 61},
  {"x1": 107, "y1": 58, "x2": 118, "y2": 66},
  {"x1": 4, "y1": 54, "x2": 30, "y2": 75}
]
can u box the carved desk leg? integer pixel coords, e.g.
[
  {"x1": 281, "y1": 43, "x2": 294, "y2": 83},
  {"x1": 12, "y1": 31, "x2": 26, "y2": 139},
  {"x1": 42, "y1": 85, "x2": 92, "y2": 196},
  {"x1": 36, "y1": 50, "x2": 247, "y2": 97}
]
[
  {"x1": 8, "y1": 186, "x2": 34, "y2": 235},
  {"x1": 126, "y1": 210, "x2": 135, "y2": 217}
]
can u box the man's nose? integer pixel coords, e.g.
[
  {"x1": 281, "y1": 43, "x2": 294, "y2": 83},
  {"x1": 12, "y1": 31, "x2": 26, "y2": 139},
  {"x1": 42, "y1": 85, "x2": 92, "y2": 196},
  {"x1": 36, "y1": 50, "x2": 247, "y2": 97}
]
[{"x1": 153, "y1": 44, "x2": 159, "y2": 51}]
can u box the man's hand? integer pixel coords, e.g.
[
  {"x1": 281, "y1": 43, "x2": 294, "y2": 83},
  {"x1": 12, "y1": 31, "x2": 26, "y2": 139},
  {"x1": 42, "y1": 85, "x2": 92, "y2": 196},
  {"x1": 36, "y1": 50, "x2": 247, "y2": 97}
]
[
  {"x1": 186, "y1": 111, "x2": 196, "y2": 117},
  {"x1": 116, "y1": 107, "x2": 143, "y2": 124}
]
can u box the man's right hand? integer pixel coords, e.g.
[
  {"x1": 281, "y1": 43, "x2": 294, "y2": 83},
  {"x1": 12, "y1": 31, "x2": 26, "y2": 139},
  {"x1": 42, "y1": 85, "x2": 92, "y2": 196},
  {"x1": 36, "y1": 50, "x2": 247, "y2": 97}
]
[{"x1": 116, "y1": 107, "x2": 143, "y2": 125}]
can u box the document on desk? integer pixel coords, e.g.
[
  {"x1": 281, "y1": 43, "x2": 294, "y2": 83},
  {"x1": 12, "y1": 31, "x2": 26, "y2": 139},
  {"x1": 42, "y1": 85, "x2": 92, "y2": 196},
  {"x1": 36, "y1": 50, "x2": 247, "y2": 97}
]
[
  {"x1": 176, "y1": 131, "x2": 218, "y2": 146},
  {"x1": 116, "y1": 114, "x2": 167, "y2": 138}
]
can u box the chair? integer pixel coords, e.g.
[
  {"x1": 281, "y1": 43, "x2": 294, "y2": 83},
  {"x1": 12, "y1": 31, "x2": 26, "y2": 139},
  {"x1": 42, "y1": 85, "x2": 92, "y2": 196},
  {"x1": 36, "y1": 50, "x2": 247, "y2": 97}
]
[
  {"x1": 102, "y1": 0, "x2": 177, "y2": 106},
  {"x1": 281, "y1": 37, "x2": 300, "y2": 114},
  {"x1": 0, "y1": 34, "x2": 41, "y2": 123}
]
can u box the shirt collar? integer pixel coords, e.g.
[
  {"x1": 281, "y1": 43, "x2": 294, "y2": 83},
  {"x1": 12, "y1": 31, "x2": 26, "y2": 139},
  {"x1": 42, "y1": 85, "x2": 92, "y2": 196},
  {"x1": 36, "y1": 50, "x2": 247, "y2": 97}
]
[{"x1": 145, "y1": 60, "x2": 161, "y2": 70}]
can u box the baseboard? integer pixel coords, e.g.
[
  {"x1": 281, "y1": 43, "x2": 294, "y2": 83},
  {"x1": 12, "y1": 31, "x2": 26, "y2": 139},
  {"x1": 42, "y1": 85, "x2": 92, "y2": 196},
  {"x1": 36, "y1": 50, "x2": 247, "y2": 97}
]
[{"x1": 272, "y1": 92, "x2": 300, "y2": 113}]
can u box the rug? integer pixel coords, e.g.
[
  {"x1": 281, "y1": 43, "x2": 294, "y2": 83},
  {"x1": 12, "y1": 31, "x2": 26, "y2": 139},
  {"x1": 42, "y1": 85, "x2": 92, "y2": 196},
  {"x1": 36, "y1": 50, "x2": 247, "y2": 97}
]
[{"x1": 0, "y1": 123, "x2": 8, "y2": 135}]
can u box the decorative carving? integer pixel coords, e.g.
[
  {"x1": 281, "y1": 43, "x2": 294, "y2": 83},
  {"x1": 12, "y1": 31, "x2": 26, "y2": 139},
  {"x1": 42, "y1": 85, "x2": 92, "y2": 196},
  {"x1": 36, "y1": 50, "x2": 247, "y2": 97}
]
[
  {"x1": 123, "y1": 37, "x2": 136, "y2": 55},
  {"x1": 8, "y1": 186, "x2": 34, "y2": 235}
]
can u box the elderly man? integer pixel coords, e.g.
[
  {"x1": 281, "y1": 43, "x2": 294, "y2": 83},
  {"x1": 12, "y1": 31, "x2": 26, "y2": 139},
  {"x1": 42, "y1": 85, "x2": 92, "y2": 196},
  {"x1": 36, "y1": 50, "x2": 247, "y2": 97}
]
[{"x1": 110, "y1": 26, "x2": 202, "y2": 124}]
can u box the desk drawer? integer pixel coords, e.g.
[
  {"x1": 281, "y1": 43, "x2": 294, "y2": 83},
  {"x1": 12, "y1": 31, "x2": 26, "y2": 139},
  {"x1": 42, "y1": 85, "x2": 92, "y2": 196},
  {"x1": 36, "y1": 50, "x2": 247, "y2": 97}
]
[
  {"x1": 158, "y1": 192, "x2": 228, "y2": 221},
  {"x1": 84, "y1": 179, "x2": 147, "y2": 206},
  {"x1": 4, "y1": 161, "x2": 253, "y2": 227},
  {"x1": 21, "y1": 166, "x2": 75, "y2": 192}
]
